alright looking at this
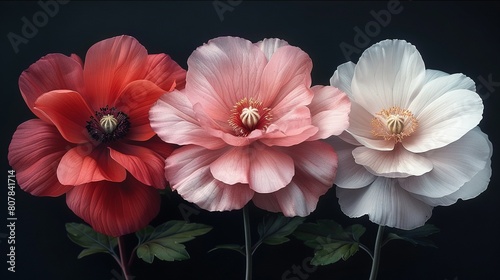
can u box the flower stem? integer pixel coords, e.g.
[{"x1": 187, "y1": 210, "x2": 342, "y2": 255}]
[
  {"x1": 243, "y1": 205, "x2": 252, "y2": 280},
  {"x1": 117, "y1": 235, "x2": 131, "y2": 280},
  {"x1": 369, "y1": 225, "x2": 384, "y2": 280}
]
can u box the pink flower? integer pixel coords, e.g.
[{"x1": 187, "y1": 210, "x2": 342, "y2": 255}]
[
  {"x1": 8, "y1": 35, "x2": 186, "y2": 236},
  {"x1": 329, "y1": 39, "x2": 492, "y2": 229},
  {"x1": 150, "y1": 36, "x2": 350, "y2": 216}
]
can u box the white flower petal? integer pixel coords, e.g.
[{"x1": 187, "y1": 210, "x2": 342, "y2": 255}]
[
  {"x1": 403, "y1": 89, "x2": 483, "y2": 153},
  {"x1": 415, "y1": 157, "x2": 491, "y2": 207},
  {"x1": 330, "y1": 61, "x2": 356, "y2": 97},
  {"x1": 327, "y1": 137, "x2": 375, "y2": 189},
  {"x1": 400, "y1": 127, "x2": 492, "y2": 198},
  {"x1": 352, "y1": 145, "x2": 433, "y2": 178},
  {"x1": 347, "y1": 101, "x2": 395, "y2": 151},
  {"x1": 408, "y1": 73, "x2": 477, "y2": 117},
  {"x1": 336, "y1": 177, "x2": 433, "y2": 230},
  {"x1": 351, "y1": 39, "x2": 426, "y2": 114}
]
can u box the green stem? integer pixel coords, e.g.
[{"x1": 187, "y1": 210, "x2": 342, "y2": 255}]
[
  {"x1": 359, "y1": 243, "x2": 374, "y2": 260},
  {"x1": 369, "y1": 225, "x2": 384, "y2": 280},
  {"x1": 117, "y1": 235, "x2": 131, "y2": 280},
  {"x1": 243, "y1": 205, "x2": 252, "y2": 280}
]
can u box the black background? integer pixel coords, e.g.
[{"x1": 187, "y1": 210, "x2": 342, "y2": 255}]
[{"x1": 1, "y1": 1, "x2": 499, "y2": 280}]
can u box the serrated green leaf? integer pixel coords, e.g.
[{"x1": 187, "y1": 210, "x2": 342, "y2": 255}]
[
  {"x1": 208, "y1": 244, "x2": 245, "y2": 256},
  {"x1": 65, "y1": 223, "x2": 117, "y2": 259},
  {"x1": 136, "y1": 220, "x2": 212, "y2": 263},
  {"x1": 294, "y1": 220, "x2": 366, "y2": 265},
  {"x1": 257, "y1": 214, "x2": 305, "y2": 246},
  {"x1": 384, "y1": 224, "x2": 440, "y2": 248}
]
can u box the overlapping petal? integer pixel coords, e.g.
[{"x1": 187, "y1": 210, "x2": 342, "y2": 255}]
[
  {"x1": 144, "y1": 53, "x2": 186, "y2": 90},
  {"x1": 18, "y1": 53, "x2": 85, "y2": 122},
  {"x1": 350, "y1": 39, "x2": 426, "y2": 113},
  {"x1": 166, "y1": 145, "x2": 254, "y2": 211},
  {"x1": 83, "y1": 35, "x2": 149, "y2": 109},
  {"x1": 8, "y1": 119, "x2": 75, "y2": 196},
  {"x1": 57, "y1": 145, "x2": 126, "y2": 185},
  {"x1": 253, "y1": 141, "x2": 337, "y2": 216},
  {"x1": 336, "y1": 177, "x2": 433, "y2": 230},
  {"x1": 34, "y1": 90, "x2": 94, "y2": 144},
  {"x1": 307, "y1": 85, "x2": 350, "y2": 140},
  {"x1": 66, "y1": 176, "x2": 161, "y2": 237}
]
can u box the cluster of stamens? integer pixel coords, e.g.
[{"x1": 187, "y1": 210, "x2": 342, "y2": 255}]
[
  {"x1": 86, "y1": 106, "x2": 130, "y2": 143},
  {"x1": 371, "y1": 106, "x2": 418, "y2": 142},
  {"x1": 228, "y1": 98, "x2": 272, "y2": 136}
]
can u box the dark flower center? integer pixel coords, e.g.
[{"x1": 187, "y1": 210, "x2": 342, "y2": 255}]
[{"x1": 86, "y1": 106, "x2": 130, "y2": 143}]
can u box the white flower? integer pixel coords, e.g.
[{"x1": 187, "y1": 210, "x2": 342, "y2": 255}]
[{"x1": 329, "y1": 39, "x2": 492, "y2": 230}]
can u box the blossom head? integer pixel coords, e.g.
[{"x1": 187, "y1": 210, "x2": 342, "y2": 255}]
[
  {"x1": 150, "y1": 36, "x2": 350, "y2": 216},
  {"x1": 8, "y1": 35, "x2": 186, "y2": 236},
  {"x1": 330, "y1": 39, "x2": 492, "y2": 229}
]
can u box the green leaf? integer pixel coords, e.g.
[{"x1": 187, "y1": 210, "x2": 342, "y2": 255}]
[
  {"x1": 384, "y1": 224, "x2": 440, "y2": 248},
  {"x1": 208, "y1": 244, "x2": 245, "y2": 256},
  {"x1": 257, "y1": 214, "x2": 305, "y2": 246},
  {"x1": 294, "y1": 220, "x2": 366, "y2": 265},
  {"x1": 65, "y1": 223, "x2": 117, "y2": 259},
  {"x1": 135, "y1": 220, "x2": 212, "y2": 263}
]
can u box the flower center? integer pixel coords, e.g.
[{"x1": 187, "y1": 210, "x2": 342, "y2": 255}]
[
  {"x1": 228, "y1": 98, "x2": 272, "y2": 136},
  {"x1": 371, "y1": 106, "x2": 418, "y2": 142},
  {"x1": 86, "y1": 106, "x2": 130, "y2": 143}
]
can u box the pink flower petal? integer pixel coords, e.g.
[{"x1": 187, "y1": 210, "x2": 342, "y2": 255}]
[
  {"x1": 66, "y1": 176, "x2": 161, "y2": 237},
  {"x1": 307, "y1": 85, "x2": 350, "y2": 140},
  {"x1": 351, "y1": 39, "x2": 426, "y2": 113},
  {"x1": 109, "y1": 142, "x2": 171, "y2": 189},
  {"x1": 400, "y1": 128, "x2": 491, "y2": 198},
  {"x1": 403, "y1": 89, "x2": 483, "y2": 153},
  {"x1": 185, "y1": 36, "x2": 267, "y2": 124},
  {"x1": 254, "y1": 38, "x2": 289, "y2": 61},
  {"x1": 144, "y1": 53, "x2": 186, "y2": 90},
  {"x1": 259, "y1": 46, "x2": 313, "y2": 118},
  {"x1": 115, "y1": 80, "x2": 168, "y2": 141},
  {"x1": 248, "y1": 142, "x2": 295, "y2": 193},
  {"x1": 57, "y1": 145, "x2": 126, "y2": 185},
  {"x1": 352, "y1": 145, "x2": 433, "y2": 178},
  {"x1": 209, "y1": 147, "x2": 250, "y2": 185},
  {"x1": 83, "y1": 35, "x2": 148, "y2": 109},
  {"x1": 8, "y1": 119, "x2": 74, "y2": 196},
  {"x1": 336, "y1": 177, "x2": 433, "y2": 230},
  {"x1": 326, "y1": 137, "x2": 376, "y2": 189},
  {"x1": 149, "y1": 90, "x2": 226, "y2": 149},
  {"x1": 166, "y1": 145, "x2": 254, "y2": 211},
  {"x1": 34, "y1": 90, "x2": 95, "y2": 144},
  {"x1": 19, "y1": 53, "x2": 85, "y2": 122},
  {"x1": 253, "y1": 141, "x2": 337, "y2": 216}
]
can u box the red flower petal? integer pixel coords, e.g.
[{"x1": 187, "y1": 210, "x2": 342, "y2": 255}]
[
  {"x1": 109, "y1": 141, "x2": 171, "y2": 189},
  {"x1": 8, "y1": 119, "x2": 74, "y2": 196},
  {"x1": 57, "y1": 144, "x2": 126, "y2": 185},
  {"x1": 34, "y1": 90, "x2": 94, "y2": 144},
  {"x1": 145, "y1": 53, "x2": 186, "y2": 91},
  {"x1": 83, "y1": 35, "x2": 148, "y2": 109},
  {"x1": 19, "y1": 53, "x2": 85, "y2": 122},
  {"x1": 66, "y1": 176, "x2": 161, "y2": 237},
  {"x1": 115, "y1": 80, "x2": 168, "y2": 141}
]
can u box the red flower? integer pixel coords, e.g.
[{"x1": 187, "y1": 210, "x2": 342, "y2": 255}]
[{"x1": 8, "y1": 35, "x2": 186, "y2": 236}]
